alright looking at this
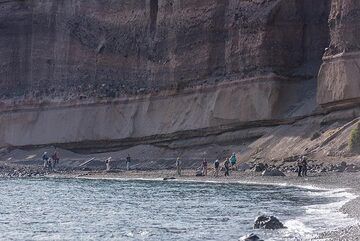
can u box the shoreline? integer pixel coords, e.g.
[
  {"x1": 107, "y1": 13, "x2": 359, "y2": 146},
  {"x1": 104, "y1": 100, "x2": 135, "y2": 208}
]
[{"x1": 46, "y1": 170, "x2": 360, "y2": 240}]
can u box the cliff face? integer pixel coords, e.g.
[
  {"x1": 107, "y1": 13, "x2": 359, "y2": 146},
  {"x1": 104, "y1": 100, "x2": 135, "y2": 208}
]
[
  {"x1": 0, "y1": 0, "x2": 356, "y2": 149},
  {"x1": 1, "y1": 0, "x2": 329, "y2": 99},
  {"x1": 317, "y1": 0, "x2": 360, "y2": 106}
]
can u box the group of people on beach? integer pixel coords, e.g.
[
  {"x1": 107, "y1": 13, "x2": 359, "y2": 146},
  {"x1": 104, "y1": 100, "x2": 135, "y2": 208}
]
[
  {"x1": 105, "y1": 154, "x2": 132, "y2": 172},
  {"x1": 176, "y1": 153, "x2": 309, "y2": 178},
  {"x1": 175, "y1": 153, "x2": 238, "y2": 177},
  {"x1": 42, "y1": 149, "x2": 60, "y2": 171},
  {"x1": 40, "y1": 148, "x2": 310, "y2": 179}
]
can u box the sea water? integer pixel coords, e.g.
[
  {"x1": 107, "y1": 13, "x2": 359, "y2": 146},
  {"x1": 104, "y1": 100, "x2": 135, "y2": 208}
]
[{"x1": 0, "y1": 178, "x2": 355, "y2": 241}]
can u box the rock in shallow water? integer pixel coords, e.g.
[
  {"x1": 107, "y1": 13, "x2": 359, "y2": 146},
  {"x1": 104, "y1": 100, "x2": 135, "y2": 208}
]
[
  {"x1": 254, "y1": 215, "x2": 286, "y2": 229},
  {"x1": 239, "y1": 233, "x2": 263, "y2": 241}
]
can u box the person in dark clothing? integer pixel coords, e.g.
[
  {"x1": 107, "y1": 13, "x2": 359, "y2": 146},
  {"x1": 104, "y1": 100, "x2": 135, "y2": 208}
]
[
  {"x1": 301, "y1": 157, "x2": 308, "y2": 177},
  {"x1": 176, "y1": 157, "x2": 182, "y2": 176},
  {"x1": 126, "y1": 154, "x2": 131, "y2": 171},
  {"x1": 202, "y1": 158, "x2": 208, "y2": 176},
  {"x1": 42, "y1": 152, "x2": 49, "y2": 170},
  {"x1": 51, "y1": 149, "x2": 60, "y2": 169},
  {"x1": 297, "y1": 157, "x2": 303, "y2": 177},
  {"x1": 214, "y1": 159, "x2": 220, "y2": 177},
  {"x1": 224, "y1": 158, "x2": 230, "y2": 177}
]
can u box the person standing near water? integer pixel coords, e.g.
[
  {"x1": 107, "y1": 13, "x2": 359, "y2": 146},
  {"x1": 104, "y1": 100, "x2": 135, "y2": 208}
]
[
  {"x1": 224, "y1": 158, "x2": 230, "y2": 176},
  {"x1": 214, "y1": 159, "x2": 220, "y2": 177},
  {"x1": 42, "y1": 152, "x2": 49, "y2": 170},
  {"x1": 176, "y1": 157, "x2": 182, "y2": 176},
  {"x1": 297, "y1": 156, "x2": 303, "y2": 177},
  {"x1": 126, "y1": 154, "x2": 131, "y2": 171},
  {"x1": 301, "y1": 156, "x2": 308, "y2": 177},
  {"x1": 230, "y1": 153, "x2": 237, "y2": 168},
  {"x1": 52, "y1": 149, "x2": 60, "y2": 170},
  {"x1": 202, "y1": 158, "x2": 208, "y2": 176},
  {"x1": 105, "y1": 158, "x2": 111, "y2": 172}
]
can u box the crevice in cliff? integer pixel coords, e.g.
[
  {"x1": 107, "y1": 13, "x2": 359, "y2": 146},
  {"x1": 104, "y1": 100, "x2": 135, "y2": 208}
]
[{"x1": 149, "y1": 0, "x2": 158, "y2": 37}]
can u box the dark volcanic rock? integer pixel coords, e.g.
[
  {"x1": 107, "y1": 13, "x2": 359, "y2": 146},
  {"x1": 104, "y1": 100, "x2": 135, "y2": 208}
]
[
  {"x1": 253, "y1": 163, "x2": 266, "y2": 172},
  {"x1": 238, "y1": 163, "x2": 251, "y2": 172},
  {"x1": 335, "y1": 162, "x2": 348, "y2": 172},
  {"x1": 163, "y1": 177, "x2": 176, "y2": 181},
  {"x1": 254, "y1": 215, "x2": 286, "y2": 230},
  {"x1": 239, "y1": 233, "x2": 263, "y2": 241},
  {"x1": 345, "y1": 164, "x2": 360, "y2": 173}
]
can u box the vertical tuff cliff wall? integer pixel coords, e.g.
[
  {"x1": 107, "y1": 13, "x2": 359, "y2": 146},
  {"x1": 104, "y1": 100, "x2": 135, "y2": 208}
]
[
  {"x1": 0, "y1": 0, "x2": 340, "y2": 148},
  {"x1": 1, "y1": 0, "x2": 329, "y2": 100},
  {"x1": 318, "y1": 0, "x2": 360, "y2": 107}
]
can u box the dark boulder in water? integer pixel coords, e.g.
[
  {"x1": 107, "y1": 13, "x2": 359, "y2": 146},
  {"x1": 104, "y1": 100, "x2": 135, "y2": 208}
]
[
  {"x1": 254, "y1": 215, "x2": 286, "y2": 229},
  {"x1": 239, "y1": 233, "x2": 264, "y2": 241}
]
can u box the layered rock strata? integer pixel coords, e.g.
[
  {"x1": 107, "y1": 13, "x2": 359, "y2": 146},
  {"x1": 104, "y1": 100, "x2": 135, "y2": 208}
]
[
  {"x1": 2, "y1": 0, "x2": 357, "y2": 150},
  {"x1": 317, "y1": 0, "x2": 360, "y2": 107}
]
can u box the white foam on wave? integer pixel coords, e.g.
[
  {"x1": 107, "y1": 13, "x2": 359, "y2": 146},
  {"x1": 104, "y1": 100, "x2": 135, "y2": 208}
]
[
  {"x1": 76, "y1": 175, "x2": 358, "y2": 240},
  {"x1": 279, "y1": 187, "x2": 358, "y2": 240},
  {"x1": 77, "y1": 176, "x2": 164, "y2": 182},
  {"x1": 284, "y1": 219, "x2": 314, "y2": 234}
]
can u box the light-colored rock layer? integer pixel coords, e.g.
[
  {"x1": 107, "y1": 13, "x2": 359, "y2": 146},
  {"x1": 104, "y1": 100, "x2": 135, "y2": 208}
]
[
  {"x1": 317, "y1": 0, "x2": 360, "y2": 106},
  {"x1": 318, "y1": 52, "x2": 360, "y2": 106},
  {"x1": 0, "y1": 76, "x2": 311, "y2": 147}
]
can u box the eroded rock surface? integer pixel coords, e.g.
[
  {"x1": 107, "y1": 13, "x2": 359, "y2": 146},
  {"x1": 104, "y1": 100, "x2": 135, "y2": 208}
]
[
  {"x1": 317, "y1": 0, "x2": 360, "y2": 106},
  {"x1": 0, "y1": 0, "x2": 358, "y2": 151},
  {"x1": 254, "y1": 215, "x2": 286, "y2": 230}
]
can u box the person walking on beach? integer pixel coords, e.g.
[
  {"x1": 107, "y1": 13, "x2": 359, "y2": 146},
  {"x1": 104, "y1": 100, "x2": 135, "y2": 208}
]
[
  {"x1": 105, "y1": 158, "x2": 112, "y2": 172},
  {"x1": 42, "y1": 152, "x2": 49, "y2": 170},
  {"x1": 49, "y1": 158, "x2": 55, "y2": 172},
  {"x1": 202, "y1": 158, "x2": 208, "y2": 176},
  {"x1": 297, "y1": 156, "x2": 303, "y2": 177},
  {"x1": 230, "y1": 153, "x2": 237, "y2": 168},
  {"x1": 176, "y1": 157, "x2": 182, "y2": 176},
  {"x1": 301, "y1": 156, "x2": 308, "y2": 177},
  {"x1": 224, "y1": 158, "x2": 230, "y2": 176},
  {"x1": 51, "y1": 149, "x2": 60, "y2": 170},
  {"x1": 214, "y1": 159, "x2": 220, "y2": 177},
  {"x1": 126, "y1": 154, "x2": 131, "y2": 171}
]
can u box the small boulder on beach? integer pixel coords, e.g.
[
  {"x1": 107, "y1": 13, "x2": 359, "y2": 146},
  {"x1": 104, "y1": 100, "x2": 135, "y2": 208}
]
[
  {"x1": 253, "y1": 163, "x2": 266, "y2": 172},
  {"x1": 261, "y1": 169, "x2": 286, "y2": 177},
  {"x1": 254, "y1": 215, "x2": 286, "y2": 229},
  {"x1": 238, "y1": 163, "x2": 251, "y2": 172},
  {"x1": 163, "y1": 177, "x2": 176, "y2": 181},
  {"x1": 345, "y1": 164, "x2": 360, "y2": 172},
  {"x1": 335, "y1": 162, "x2": 347, "y2": 172}
]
